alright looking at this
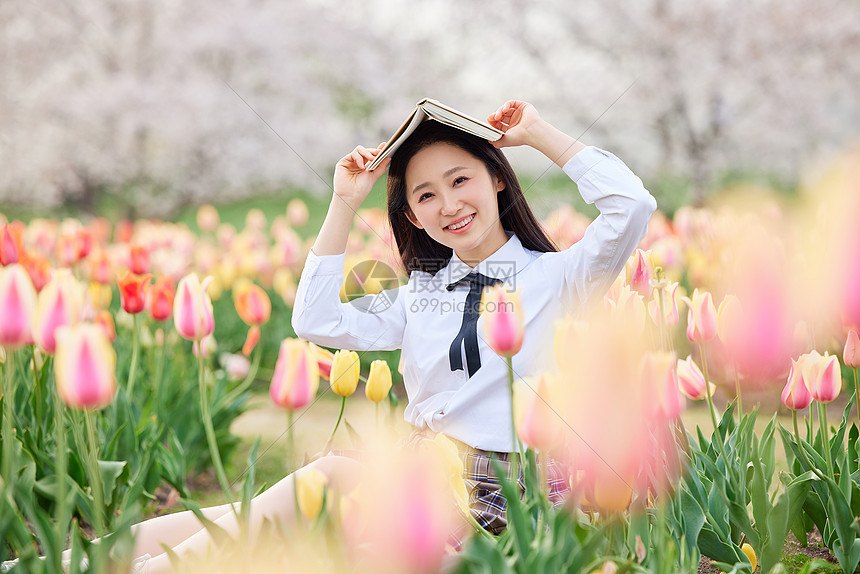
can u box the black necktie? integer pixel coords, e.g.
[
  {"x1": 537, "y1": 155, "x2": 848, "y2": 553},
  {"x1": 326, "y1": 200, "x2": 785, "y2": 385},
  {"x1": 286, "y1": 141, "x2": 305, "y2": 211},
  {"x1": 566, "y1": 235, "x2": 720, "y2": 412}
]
[{"x1": 446, "y1": 272, "x2": 503, "y2": 377}]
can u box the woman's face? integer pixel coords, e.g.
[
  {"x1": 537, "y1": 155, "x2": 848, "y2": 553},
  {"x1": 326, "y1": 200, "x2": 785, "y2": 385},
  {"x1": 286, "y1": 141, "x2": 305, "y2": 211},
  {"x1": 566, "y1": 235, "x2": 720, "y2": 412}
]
[{"x1": 404, "y1": 142, "x2": 509, "y2": 267}]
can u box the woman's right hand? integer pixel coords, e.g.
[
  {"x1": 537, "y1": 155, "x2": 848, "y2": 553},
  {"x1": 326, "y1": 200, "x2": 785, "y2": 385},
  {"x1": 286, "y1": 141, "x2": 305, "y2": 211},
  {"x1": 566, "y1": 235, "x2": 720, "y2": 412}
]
[{"x1": 333, "y1": 142, "x2": 390, "y2": 209}]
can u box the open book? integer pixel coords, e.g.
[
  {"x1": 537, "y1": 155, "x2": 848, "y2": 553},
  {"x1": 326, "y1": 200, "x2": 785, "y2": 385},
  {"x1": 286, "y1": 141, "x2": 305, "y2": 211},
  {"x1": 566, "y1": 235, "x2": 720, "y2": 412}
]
[{"x1": 367, "y1": 98, "x2": 505, "y2": 171}]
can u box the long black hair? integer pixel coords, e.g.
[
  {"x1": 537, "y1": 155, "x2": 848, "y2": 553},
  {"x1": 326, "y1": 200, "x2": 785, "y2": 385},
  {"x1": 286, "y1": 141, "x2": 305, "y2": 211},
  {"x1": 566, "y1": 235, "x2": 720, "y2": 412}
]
[{"x1": 387, "y1": 121, "x2": 558, "y2": 275}]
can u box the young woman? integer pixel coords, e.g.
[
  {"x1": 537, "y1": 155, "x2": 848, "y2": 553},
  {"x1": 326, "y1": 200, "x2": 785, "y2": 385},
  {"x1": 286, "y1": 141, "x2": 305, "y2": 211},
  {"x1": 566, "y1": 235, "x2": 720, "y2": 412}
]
[{"x1": 3, "y1": 100, "x2": 656, "y2": 573}]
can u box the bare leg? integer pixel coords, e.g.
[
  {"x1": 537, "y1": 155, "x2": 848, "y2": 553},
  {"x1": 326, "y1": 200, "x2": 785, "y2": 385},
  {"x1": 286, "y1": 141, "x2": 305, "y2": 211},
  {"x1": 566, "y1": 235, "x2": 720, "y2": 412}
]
[{"x1": 139, "y1": 455, "x2": 362, "y2": 573}]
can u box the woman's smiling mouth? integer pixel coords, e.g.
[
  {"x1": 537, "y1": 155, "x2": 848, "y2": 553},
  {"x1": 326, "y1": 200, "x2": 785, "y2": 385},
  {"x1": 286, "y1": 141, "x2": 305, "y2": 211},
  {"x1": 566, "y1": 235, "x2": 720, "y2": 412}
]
[{"x1": 445, "y1": 213, "x2": 475, "y2": 233}]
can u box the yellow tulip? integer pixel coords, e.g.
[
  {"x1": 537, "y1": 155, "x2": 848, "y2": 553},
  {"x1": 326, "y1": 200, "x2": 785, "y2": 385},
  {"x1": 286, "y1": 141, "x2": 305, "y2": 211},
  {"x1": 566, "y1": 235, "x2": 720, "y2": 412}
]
[
  {"x1": 330, "y1": 350, "x2": 360, "y2": 397},
  {"x1": 296, "y1": 467, "x2": 328, "y2": 520},
  {"x1": 365, "y1": 360, "x2": 392, "y2": 402}
]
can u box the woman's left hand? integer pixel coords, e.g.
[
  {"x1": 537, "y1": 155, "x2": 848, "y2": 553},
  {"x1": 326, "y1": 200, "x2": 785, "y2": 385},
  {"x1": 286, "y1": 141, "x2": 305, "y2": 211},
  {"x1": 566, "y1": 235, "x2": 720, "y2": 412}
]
[{"x1": 487, "y1": 100, "x2": 543, "y2": 148}]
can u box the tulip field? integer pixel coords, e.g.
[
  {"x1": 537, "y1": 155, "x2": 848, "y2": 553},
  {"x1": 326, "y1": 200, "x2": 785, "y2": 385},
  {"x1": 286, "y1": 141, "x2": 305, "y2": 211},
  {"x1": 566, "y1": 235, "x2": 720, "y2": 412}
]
[{"x1": 1, "y1": 150, "x2": 860, "y2": 574}]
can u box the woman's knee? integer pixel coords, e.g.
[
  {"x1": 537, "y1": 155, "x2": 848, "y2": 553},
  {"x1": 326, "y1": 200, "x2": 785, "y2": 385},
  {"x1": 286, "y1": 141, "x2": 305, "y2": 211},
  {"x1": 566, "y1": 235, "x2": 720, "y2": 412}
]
[{"x1": 305, "y1": 454, "x2": 363, "y2": 494}]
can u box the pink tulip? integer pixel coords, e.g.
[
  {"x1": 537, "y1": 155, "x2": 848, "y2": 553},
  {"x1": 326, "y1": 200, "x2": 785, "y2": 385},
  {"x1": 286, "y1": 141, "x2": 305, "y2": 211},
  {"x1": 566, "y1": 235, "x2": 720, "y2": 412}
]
[
  {"x1": 844, "y1": 329, "x2": 860, "y2": 368},
  {"x1": 33, "y1": 269, "x2": 84, "y2": 354},
  {"x1": 481, "y1": 284, "x2": 524, "y2": 357},
  {"x1": 781, "y1": 359, "x2": 813, "y2": 410},
  {"x1": 173, "y1": 274, "x2": 215, "y2": 341},
  {"x1": 625, "y1": 249, "x2": 654, "y2": 298},
  {"x1": 641, "y1": 351, "x2": 684, "y2": 420},
  {"x1": 681, "y1": 289, "x2": 718, "y2": 343},
  {"x1": 55, "y1": 324, "x2": 117, "y2": 410},
  {"x1": 677, "y1": 356, "x2": 712, "y2": 400},
  {"x1": 514, "y1": 373, "x2": 564, "y2": 452},
  {"x1": 801, "y1": 351, "x2": 842, "y2": 403},
  {"x1": 0, "y1": 264, "x2": 38, "y2": 349},
  {"x1": 269, "y1": 339, "x2": 319, "y2": 410}
]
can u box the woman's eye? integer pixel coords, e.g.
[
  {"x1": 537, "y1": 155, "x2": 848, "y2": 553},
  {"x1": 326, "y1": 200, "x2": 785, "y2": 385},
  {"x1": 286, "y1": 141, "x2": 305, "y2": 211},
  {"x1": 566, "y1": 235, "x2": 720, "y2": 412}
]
[
  {"x1": 419, "y1": 192, "x2": 432, "y2": 202},
  {"x1": 453, "y1": 176, "x2": 468, "y2": 185}
]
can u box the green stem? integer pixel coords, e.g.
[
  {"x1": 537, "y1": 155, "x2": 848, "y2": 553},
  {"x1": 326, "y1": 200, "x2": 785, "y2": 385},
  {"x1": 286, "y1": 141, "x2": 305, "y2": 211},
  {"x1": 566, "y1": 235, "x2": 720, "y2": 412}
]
[
  {"x1": 197, "y1": 345, "x2": 236, "y2": 515},
  {"x1": 506, "y1": 357, "x2": 525, "y2": 480},
  {"x1": 287, "y1": 410, "x2": 294, "y2": 472},
  {"x1": 793, "y1": 411, "x2": 827, "y2": 481},
  {"x1": 817, "y1": 402, "x2": 834, "y2": 478},
  {"x1": 325, "y1": 397, "x2": 347, "y2": 453},
  {"x1": 126, "y1": 314, "x2": 141, "y2": 399},
  {"x1": 853, "y1": 367, "x2": 859, "y2": 431},
  {"x1": 31, "y1": 345, "x2": 43, "y2": 434},
  {"x1": 655, "y1": 279, "x2": 668, "y2": 352},
  {"x1": 54, "y1": 381, "x2": 67, "y2": 573},
  {"x1": 2, "y1": 351, "x2": 15, "y2": 488},
  {"x1": 83, "y1": 411, "x2": 105, "y2": 537},
  {"x1": 154, "y1": 337, "x2": 166, "y2": 414},
  {"x1": 699, "y1": 343, "x2": 727, "y2": 467}
]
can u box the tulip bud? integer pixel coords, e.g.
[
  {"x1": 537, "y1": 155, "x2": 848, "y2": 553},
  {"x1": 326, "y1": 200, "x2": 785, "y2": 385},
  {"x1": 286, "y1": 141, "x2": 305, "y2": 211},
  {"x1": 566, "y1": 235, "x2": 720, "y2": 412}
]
[
  {"x1": 174, "y1": 274, "x2": 215, "y2": 341},
  {"x1": 221, "y1": 353, "x2": 251, "y2": 381},
  {"x1": 55, "y1": 323, "x2": 117, "y2": 410},
  {"x1": 330, "y1": 350, "x2": 360, "y2": 397},
  {"x1": 624, "y1": 249, "x2": 654, "y2": 298},
  {"x1": 781, "y1": 359, "x2": 813, "y2": 410},
  {"x1": 681, "y1": 289, "x2": 718, "y2": 343},
  {"x1": 33, "y1": 269, "x2": 84, "y2": 354},
  {"x1": 365, "y1": 360, "x2": 392, "y2": 403},
  {"x1": 801, "y1": 351, "x2": 842, "y2": 403},
  {"x1": 233, "y1": 282, "x2": 271, "y2": 326},
  {"x1": 148, "y1": 276, "x2": 175, "y2": 322},
  {"x1": 676, "y1": 356, "x2": 713, "y2": 400},
  {"x1": 117, "y1": 271, "x2": 151, "y2": 315},
  {"x1": 844, "y1": 329, "x2": 860, "y2": 369},
  {"x1": 295, "y1": 467, "x2": 329, "y2": 520},
  {"x1": 0, "y1": 264, "x2": 38, "y2": 349},
  {"x1": 481, "y1": 284, "x2": 524, "y2": 357},
  {"x1": 514, "y1": 373, "x2": 564, "y2": 452},
  {"x1": 269, "y1": 338, "x2": 319, "y2": 410},
  {"x1": 242, "y1": 325, "x2": 261, "y2": 357}
]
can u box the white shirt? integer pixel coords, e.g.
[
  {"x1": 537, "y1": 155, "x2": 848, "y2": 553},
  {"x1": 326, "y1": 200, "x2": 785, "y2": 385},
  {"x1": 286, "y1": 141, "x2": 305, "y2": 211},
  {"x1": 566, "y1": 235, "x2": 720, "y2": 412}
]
[{"x1": 292, "y1": 146, "x2": 657, "y2": 452}]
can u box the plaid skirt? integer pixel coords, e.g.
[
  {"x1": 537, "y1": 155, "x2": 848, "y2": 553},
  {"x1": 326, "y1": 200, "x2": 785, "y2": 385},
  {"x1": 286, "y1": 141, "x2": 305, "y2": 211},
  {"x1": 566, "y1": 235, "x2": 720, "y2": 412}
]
[{"x1": 396, "y1": 427, "x2": 570, "y2": 552}]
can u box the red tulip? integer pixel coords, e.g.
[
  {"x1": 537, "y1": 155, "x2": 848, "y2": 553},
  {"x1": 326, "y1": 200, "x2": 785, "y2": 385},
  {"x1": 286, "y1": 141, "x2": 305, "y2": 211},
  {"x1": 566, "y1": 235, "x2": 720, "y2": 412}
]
[
  {"x1": 129, "y1": 245, "x2": 150, "y2": 275},
  {"x1": 117, "y1": 271, "x2": 151, "y2": 314}
]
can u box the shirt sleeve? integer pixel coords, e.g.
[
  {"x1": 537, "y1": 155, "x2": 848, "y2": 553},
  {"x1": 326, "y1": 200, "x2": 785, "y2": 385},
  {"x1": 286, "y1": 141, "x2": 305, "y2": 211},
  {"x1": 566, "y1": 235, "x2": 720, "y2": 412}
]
[
  {"x1": 560, "y1": 146, "x2": 658, "y2": 310},
  {"x1": 290, "y1": 250, "x2": 407, "y2": 351}
]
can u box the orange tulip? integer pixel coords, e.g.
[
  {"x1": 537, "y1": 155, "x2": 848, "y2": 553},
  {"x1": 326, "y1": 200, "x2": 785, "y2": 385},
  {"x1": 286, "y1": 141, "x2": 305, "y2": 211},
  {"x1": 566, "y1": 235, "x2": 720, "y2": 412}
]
[
  {"x1": 117, "y1": 271, "x2": 151, "y2": 315},
  {"x1": 233, "y1": 282, "x2": 271, "y2": 326},
  {"x1": 148, "y1": 276, "x2": 175, "y2": 322},
  {"x1": 481, "y1": 284, "x2": 524, "y2": 357},
  {"x1": 0, "y1": 223, "x2": 21, "y2": 265},
  {"x1": 242, "y1": 325, "x2": 261, "y2": 356},
  {"x1": 681, "y1": 289, "x2": 718, "y2": 343},
  {"x1": 269, "y1": 338, "x2": 319, "y2": 410},
  {"x1": 19, "y1": 252, "x2": 51, "y2": 292},
  {"x1": 0, "y1": 264, "x2": 37, "y2": 348},
  {"x1": 173, "y1": 274, "x2": 215, "y2": 341},
  {"x1": 55, "y1": 323, "x2": 117, "y2": 410},
  {"x1": 33, "y1": 270, "x2": 84, "y2": 354}
]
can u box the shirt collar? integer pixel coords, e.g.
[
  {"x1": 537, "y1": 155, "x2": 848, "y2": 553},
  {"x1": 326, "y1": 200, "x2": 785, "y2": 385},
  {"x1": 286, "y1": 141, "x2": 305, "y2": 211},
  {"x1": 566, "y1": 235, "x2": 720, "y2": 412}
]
[{"x1": 433, "y1": 231, "x2": 532, "y2": 287}]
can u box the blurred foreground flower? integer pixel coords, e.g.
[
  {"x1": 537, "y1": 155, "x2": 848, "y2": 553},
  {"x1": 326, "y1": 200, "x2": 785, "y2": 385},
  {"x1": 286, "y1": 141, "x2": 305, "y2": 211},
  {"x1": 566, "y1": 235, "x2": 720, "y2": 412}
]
[
  {"x1": 295, "y1": 467, "x2": 329, "y2": 521},
  {"x1": 513, "y1": 373, "x2": 564, "y2": 452},
  {"x1": 682, "y1": 289, "x2": 718, "y2": 343},
  {"x1": 55, "y1": 323, "x2": 117, "y2": 410}
]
